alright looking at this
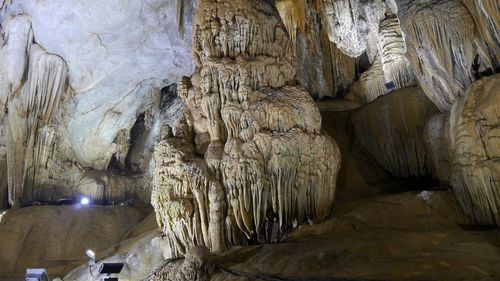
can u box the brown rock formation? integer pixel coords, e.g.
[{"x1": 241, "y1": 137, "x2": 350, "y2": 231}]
[
  {"x1": 449, "y1": 74, "x2": 500, "y2": 226},
  {"x1": 151, "y1": 0, "x2": 341, "y2": 257},
  {"x1": 350, "y1": 87, "x2": 437, "y2": 178}
]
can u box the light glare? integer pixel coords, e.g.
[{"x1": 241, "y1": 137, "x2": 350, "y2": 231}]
[{"x1": 81, "y1": 197, "x2": 90, "y2": 205}]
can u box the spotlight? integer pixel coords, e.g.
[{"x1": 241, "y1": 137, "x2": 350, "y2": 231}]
[
  {"x1": 81, "y1": 197, "x2": 90, "y2": 205},
  {"x1": 25, "y1": 268, "x2": 49, "y2": 281},
  {"x1": 86, "y1": 249, "x2": 96, "y2": 266}
]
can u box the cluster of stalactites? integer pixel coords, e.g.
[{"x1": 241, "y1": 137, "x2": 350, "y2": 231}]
[
  {"x1": 399, "y1": 0, "x2": 493, "y2": 111},
  {"x1": 274, "y1": 0, "x2": 307, "y2": 44},
  {"x1": 449, "y1": 74, "x2": 500, "y2": 226},
  {"x1": 192, "y1": 0, "x2": 295, "y2": 69},
  {"x1": 6, "y1": 43, "x2": 67, "y2": 206}
]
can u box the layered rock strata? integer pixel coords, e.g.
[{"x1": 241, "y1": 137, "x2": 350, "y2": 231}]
[{"x1": 151, "y1": 0, "x2": 341, "y2": 257}]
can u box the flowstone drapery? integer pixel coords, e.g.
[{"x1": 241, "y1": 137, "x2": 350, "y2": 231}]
[
  {"x1": 151, "y1": 0, "x2": 341, "y2": 257},
  {"x1": 449, "y1": 74, "x2": 500, "y2": 226}
]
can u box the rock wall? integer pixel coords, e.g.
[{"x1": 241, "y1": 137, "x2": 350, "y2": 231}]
[
  {"x1": 396, "y1": 0, "x2": 498, "y2": 111},
  {"x1": 0, "y1": 205, "x2": 147, "y2": 278},
  {"x1": 321, "y1": 0, "x2": 416, "y2": 103},
  {"x1": 449, "y1": 74, "x2": 500, "y2": 226},
  {"x1": 423, "y1": 112, "x2": 452, "y2": 185},
  {"x1": 350, "y1": 87, "x2": 437, "y2": 178},
  {"x1": 151, "y1": 0, "x2": 341, "y2": 257},
  {"x1": 0, "y1": 0, "x2": 194, "y2": 206}
]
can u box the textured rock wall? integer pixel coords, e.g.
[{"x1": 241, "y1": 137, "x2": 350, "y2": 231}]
[
  {"x1": 449, "y1": 74, "x2": 499, "y2": 226},
  {"x1": 423, "y1": 112, "x2": 452, "y2": 185},
  {"x1": 151, "y1": 0, "x2": 341, "y2": 257},
  {"x1": 288, "y1": 0, "x2": 357, "y2": 99},
  {"x1": 0, "y1": 205, "x2": 146, "y2": 277},
  {"x1": 396, "y1": 0, "x2": 498, "y2": 111},
  {"x1": 350, "y1": 87, "x2": 437, "y2": 178},
  {"x1": 0, "y1": 0, "x2": 194, "y2": 206}
]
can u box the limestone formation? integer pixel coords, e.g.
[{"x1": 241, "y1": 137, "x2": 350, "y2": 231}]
[
  {"x1": 321, "y1": 0, "x2": 385, "y2": 59},
  {"x1": 0, "y1": 0, "x2": 196, "y2": 207},
  {"x1": 423, "y1": 112, "x2": 452, "y2": 185},
  {"x1": 145, "y1": 246, "x2": 213, "y2": 281},
  {"x1": 396, "y1": 0, "x2": 496, "y2": 111},
  {"x1": 449, "y1": 74, "x2": 500, "y2": 226},
  {"x1": 350, "y1": 87, "x2": 437, "y2": 178},
  {"x1": 151, "y1": 0, "x2": 341, "y2": 257},
  {"x1": 6, "y1": 43, "x2": 68, "y2": 206},
  {"x1": 337, "y1": 4, "x2": 416, "y2": 103},
  {"x1": 295, "y1": 1, "x2": 356, "y2": 99},
  {"x1": 462, "y1": 0, "x2": 500, "y2": 64}
]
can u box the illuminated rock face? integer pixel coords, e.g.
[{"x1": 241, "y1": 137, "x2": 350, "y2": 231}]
[
  {"x1": 449, "y1": 75, "x2": 500, "y2": 226},
  {"x1": 397, "y1": 0, "x2": 498, "y2": 111},
  {"x1": 151, "y1": 0, "x2": 341, "y2": 257},
  {"x1": 0, "y1": 0, "x2": 193, "y2": 206},
  {"x1": 321, "y1": 0, "x2": 416, "y2": 104}
]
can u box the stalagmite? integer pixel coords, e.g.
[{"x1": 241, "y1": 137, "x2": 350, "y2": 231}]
[
  {"x1": 345, "y1": 55, "x2": 386, "y2": 104},
  {"x1": 176, "y1": 0, "x2": 184, "y2": 39},
  {"x1": 152, "y1": 0, "x2": 341, "y2": 256},
  {"x1": 144, "y1": 246, "x2": 213, "y2": 281},
  {"x1": 449, "y1": 74, "x2": 500, "y2": 226}
]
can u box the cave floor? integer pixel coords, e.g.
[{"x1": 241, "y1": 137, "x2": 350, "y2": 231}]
[{"x1": 211, "y1": 191, "x2": 500, "y2": 281}]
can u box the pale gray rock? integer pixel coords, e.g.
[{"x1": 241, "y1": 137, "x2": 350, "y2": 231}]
[{"x1": 1, "y1": 0, "x2": 194, "y2": 169}]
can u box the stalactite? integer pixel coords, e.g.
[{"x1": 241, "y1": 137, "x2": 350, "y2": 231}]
[
  {"x1": 462, "y1": 0, "x2": 500, "y2": 65},
  {"x1": 176, "y1": 0, "x2": 184, "y2": 39},
  {"x1": 397, "y1": 0, "x2": 492, "y2": 111},
  {"x1": 275, "y1": 0, "x2": 306, "y2": 44},
  {"x1": 320, "y1": 0, "x2": 385, "y2": 58},
  {"x1": 449, "y1": 74, "x2": 500, "y2": 226},
  {"x1": 152, "y1": 138, "x2": 228, "y2": 257},
  {"x1": 0, "y1": 15, "x2": 33, "y2": 121},
  {"x1": 6, "y1": 43, "x2": 67, "y2": 206}
]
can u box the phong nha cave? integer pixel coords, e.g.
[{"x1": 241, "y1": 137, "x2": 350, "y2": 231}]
[{"x1": 0, "y1": 0, "x2": 498, "y2": 280}]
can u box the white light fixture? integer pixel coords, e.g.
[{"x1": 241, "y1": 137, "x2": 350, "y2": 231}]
[
  {"x1": 86, "y1": 249, "x2": 96, "y2": 266},
  {"x1": 81, "y1": 197, "x2": 90, "y2": 205}
]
